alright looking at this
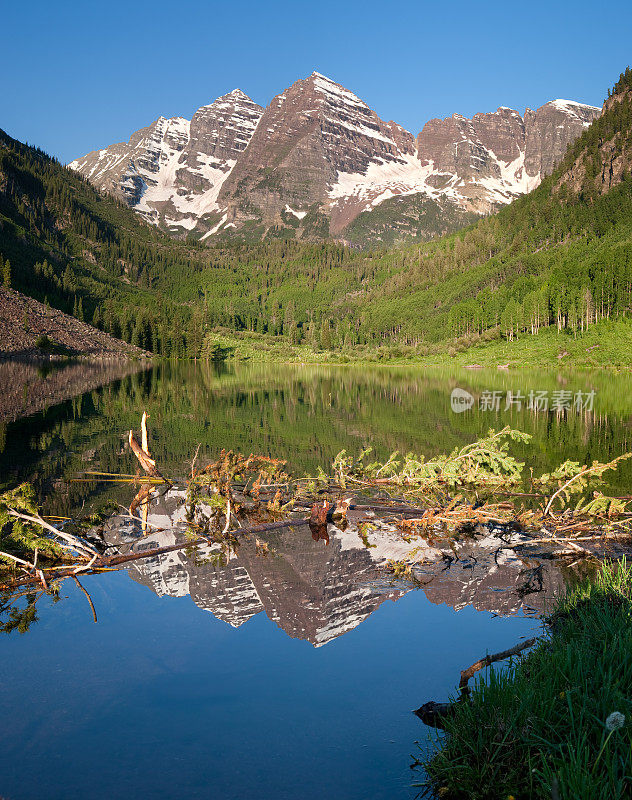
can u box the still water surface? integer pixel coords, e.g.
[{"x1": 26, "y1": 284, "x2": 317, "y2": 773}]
[{"x1": 0, "y1": 361, "x2": 630, "y2": 799}]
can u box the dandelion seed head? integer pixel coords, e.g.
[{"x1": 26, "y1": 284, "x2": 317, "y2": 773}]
[{"x1": 605, "y1": 711, "x2": 625, "y2": 731}]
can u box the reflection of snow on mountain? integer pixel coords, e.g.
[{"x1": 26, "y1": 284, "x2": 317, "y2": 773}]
[{"x1": 104, "y1": 493, "x2": 568, "y2": 645}]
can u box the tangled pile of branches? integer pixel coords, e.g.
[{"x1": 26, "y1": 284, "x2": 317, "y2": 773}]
[{"x1": 2, "y1": 423, "x2": 632, "y2": 595}]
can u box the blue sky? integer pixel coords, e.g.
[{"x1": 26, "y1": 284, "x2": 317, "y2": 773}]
[{"x1": 3, "y1": 0, "x2": 632, "y2": 164}]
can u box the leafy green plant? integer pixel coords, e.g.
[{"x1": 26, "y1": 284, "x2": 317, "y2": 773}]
[
  {"x1": 332, "y1": 427, "x2": 530, "y2": 491},
  {"x1": 0, "y1": 483, "x2": 64, "y2": 564}
]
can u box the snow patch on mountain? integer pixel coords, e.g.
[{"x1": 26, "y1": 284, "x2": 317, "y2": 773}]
[
  {"x1": 69, "y1": 72, "x2": 602, "y2": 242},
  {"x1": 549, "y1": 99, "x2": 601, "y2": 123},
  {"x1": 328, "y1": 153, "x2": 461, "y2": 213},
  {"x1": 284, "y1": 204, "x2": 307, "y2": 219}
]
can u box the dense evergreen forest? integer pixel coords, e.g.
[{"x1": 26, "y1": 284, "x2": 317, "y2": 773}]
[{"x1": 1, "y1": 67, "x2": 632, "y2": 358}]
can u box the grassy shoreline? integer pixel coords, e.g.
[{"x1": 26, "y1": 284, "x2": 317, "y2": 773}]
[
  {"x1": 204, "y1": 319, "x2": 632, "y2": 371},
  {"x1": 417, "y1": 561, "x2": 632, "y2": 800}
]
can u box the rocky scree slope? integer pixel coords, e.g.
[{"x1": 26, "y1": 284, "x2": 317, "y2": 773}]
[{"x1": 0, "y1": 286, "x2": 146, "y2": 358}]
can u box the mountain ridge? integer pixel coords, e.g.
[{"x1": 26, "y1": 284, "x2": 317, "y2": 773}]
[
  {"x1": 69, "y1": 72, "x2": 600, "y2": 246},
  {"x1": 2, "y1": 67, "x2": 631, "y2": 363}
]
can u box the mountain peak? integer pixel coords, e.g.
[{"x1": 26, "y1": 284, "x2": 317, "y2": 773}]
[
  {"x1": 227, "y1": 88, "x2": 250, "y2": 100},
  {"x1": 200, "y1": 89, "x2": 256, "y2": 110},
  {"x1": 68, "y1": 71, "x2": 602, "y2": 246},
  {"x1": 549, "y1": 98, "x2": 600, "y2": 111}
]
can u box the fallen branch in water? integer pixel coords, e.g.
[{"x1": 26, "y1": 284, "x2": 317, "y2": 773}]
[
  {"x1": 73, "y1": 575, "x2": 97, "y2": 623},
  {"x1": 128, "y1": 430, "x2": 165, "y2": 480},
  {"x1": 7, "y1": 509, "x2": 98, "y2": 559},
  {"x1": 542, "y1": 453, "x2": 632, "y2": 516},
  {"x1": 458, "y1": 637, "x2": 537, "y2": 692},
  {"x1": 414, "y1": 636, "x2": 538, "y2": 729},
  {"x1": 128, "y1": 413, "x2": 171, "y2": 486}
]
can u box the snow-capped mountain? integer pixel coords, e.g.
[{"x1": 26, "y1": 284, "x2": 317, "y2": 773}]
[
  {"x1": 69, "y1": 90, "x2": 264, "y2": 234},
  {"x1": 69, "y1": 73, "x2": 600, "y2": 245}
]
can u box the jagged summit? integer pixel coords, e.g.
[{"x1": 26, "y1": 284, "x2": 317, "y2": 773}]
[
  {"x1": 199, "y1": 88, "x2": 255, "y2": 107},
  {"x1": 69, "y1": 73, "x2": 601, "y2": 245}
]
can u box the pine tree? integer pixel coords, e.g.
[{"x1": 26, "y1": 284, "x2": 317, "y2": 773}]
[
  {"x1": 2, "y1": 260, "x2": 11, "y2": 289},
  {"x1": 320, "y1": 319, "x2": 332, "y2": 350}
]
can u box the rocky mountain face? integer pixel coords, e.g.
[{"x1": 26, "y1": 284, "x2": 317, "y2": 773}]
[
  {"x1": 69, "y1": 90, "x2": 264, "y2": 234},
  {"x1": 69, "y1": 73, "x2": 600, "y2": 246}
]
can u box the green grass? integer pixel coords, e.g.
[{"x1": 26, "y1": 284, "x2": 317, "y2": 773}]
[
  {"x1": 204, "y1": 318, "x2": 632, "y2": 371},
  {"x1": 419, "y1": 561, "x2": 632, "y2": 800},
  {"x1": 418, "y1": 319, "x2": 632, "y2": 371}
]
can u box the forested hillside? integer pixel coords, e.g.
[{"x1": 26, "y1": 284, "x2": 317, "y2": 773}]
[
  {"x1": 1, "y1": 67, "x2": 632, "y2": 360},
  {"x1": 150, "y1": 67, "x2": 632, "y2": 354},
  {"x1": 350, "y1": 68, "x2": 632, "y2": 349},
  {"x1": 0, "y1": 130, "x2": 200, "y2": 355}
]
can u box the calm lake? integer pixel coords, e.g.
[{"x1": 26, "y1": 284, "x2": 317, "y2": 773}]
[{"x1": 1, "y1": 360, "x2": 631, "y2": 800}]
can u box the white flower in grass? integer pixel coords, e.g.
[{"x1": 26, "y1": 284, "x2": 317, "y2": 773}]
[{"x1": 605, "y1": 712, "x2": 625, "y2": 731}]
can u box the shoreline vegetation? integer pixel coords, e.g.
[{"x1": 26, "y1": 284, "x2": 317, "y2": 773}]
[
  {"x1": 1, "y1": 299, "x2": 632, "y2": 370},
  {"x1": 416, "y1": 560, "x2": 632, "y2": 800},
  {"x1": 193, "y1": 318, "x2": 632, "y2": 371}
]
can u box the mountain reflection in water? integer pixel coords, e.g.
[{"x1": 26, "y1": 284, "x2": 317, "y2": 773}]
[
  {"x1": 99, "y1": 488, "x2": 584, "y2": 646},
  {"x1": 2, "y1": 361, "x2": 632, "y2": 800}
]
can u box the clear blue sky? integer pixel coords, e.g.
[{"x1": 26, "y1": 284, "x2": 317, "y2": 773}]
[{"x1": 3, "y1": 0, "x2": 631, "y2": 164}]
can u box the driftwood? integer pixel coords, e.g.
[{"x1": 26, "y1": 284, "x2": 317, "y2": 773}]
[
  {"x1": 414, "y1": 636, "x2": 538, "y2": 729},
  {"x1": 128, "y1": 430, "x2": 162, "y2": 478},
  {"x1": 459, "y1": 637, "x2": 537, "y2": 691}
]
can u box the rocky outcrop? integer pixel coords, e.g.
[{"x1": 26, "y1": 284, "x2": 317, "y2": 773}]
[
  {"x1": 69, "y1": 91, "x2": 264, "y2": 234},
  {"x1": 553, "y1": 89, "x2": 632, "y2": 196},
  {"x1": 524, "y1": 99, "x2": 601, "y2": 177},
  {"x1": 416, "y1": 100, "x2": 600, "y2": 211},
  {"x1": 69, "y1": 73, "x2": 600, "y2": 245}
]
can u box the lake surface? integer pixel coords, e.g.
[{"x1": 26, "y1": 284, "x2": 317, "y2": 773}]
[{"x1": 1, "y1": 360, "x2": 631, "y2": 799}]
